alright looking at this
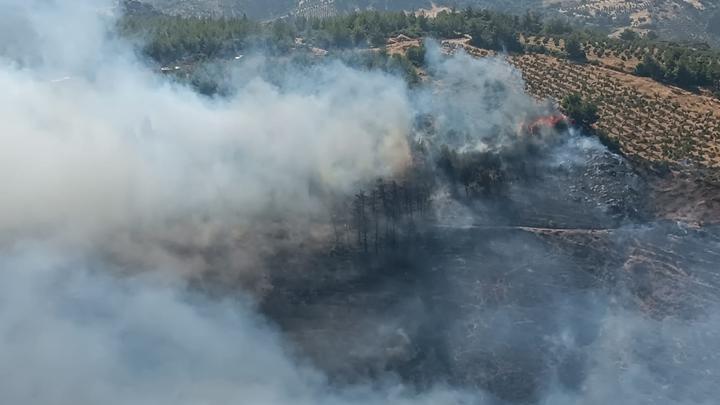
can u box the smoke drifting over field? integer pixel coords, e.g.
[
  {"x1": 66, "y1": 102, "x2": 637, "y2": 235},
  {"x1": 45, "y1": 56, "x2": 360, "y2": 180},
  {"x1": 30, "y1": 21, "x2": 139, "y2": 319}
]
[{"x1": 1, "y1": 1, "x2": 720, "y2": 404}]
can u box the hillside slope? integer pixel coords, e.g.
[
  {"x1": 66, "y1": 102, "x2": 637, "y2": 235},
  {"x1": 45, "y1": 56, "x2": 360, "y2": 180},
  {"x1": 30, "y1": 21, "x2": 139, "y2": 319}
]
[
  {"x1": 551, "y1": 0, "x2": 719, "y2": 46},
  {"x1": 138, "y1": 0, "x2": 296, "y2": 18},
  {"x1": 134, "y1": 0, "x2": 719, "y2": 46}
]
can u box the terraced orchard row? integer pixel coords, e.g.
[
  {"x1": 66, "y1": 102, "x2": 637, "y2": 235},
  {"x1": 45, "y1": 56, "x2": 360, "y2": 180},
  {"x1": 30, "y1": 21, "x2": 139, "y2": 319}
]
[{"x1": 509, "y1": 54, "x2": 720, "y2": 167}]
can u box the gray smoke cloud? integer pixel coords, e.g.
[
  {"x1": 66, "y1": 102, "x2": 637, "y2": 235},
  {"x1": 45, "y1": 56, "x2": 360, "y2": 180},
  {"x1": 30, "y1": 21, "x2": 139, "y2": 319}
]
[
  {"x1": 0, "y1": 0, "x2": 414, "y2": 288},
  {"x1": 0, "y1": 1, "x2": 471, "y2": 404},
  {"x1": 0, "y1": 244, "x2": 484, "y2": 405},
  {"x1": 1, "y1": 2, "x2": 720, "y2": 405},
  {"x1": 416, "y1": 40, "x2": 553, "y2": 153}
]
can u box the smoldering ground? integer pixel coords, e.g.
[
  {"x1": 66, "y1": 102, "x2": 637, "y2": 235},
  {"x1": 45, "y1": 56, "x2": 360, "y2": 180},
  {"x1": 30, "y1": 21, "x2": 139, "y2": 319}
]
[{"x1": 1, "y1": 1, "x2": 720, "y2": 404}]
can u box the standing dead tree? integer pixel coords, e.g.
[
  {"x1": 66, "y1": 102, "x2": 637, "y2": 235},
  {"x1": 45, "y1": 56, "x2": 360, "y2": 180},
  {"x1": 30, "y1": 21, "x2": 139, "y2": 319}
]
[
  {"x1": 371, "y1": 187, "x2": 380, "y2": 253},
  {"x1": 348, "y1": 178, "x2": 432, "y2": 253},
  {"x1": 353, "y1": 192, "x2": 369, "y2": 253}
]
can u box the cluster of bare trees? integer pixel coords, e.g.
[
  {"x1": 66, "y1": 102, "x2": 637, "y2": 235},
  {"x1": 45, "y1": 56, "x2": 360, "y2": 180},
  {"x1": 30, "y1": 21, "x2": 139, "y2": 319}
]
[{"x1": 332, "y1": 179, "x2": 431, "y2": 254}]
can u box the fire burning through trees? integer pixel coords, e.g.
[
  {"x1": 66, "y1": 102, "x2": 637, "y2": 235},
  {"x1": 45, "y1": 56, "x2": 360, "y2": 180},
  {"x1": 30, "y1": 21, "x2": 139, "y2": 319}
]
[{"x1": 525, "y1": 113, "x2": 570, "y2": 135}]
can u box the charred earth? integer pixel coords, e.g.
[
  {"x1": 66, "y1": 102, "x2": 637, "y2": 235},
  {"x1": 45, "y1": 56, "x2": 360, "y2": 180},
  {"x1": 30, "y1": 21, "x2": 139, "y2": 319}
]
[{"x1": 258, "y1": 125, "x2": 720, "y2": 403}]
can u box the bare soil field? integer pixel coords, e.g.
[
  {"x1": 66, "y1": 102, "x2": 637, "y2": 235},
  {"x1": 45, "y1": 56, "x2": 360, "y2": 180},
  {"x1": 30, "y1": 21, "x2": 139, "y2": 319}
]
[
  {"x1": 556, "y1": 0, "x2": 705, "y2": 22},
  {"x1": 414, "y1": 3, "x2": 451, "y2": 18},
  {"x1": 522, "y1": 35, "x2": 646, "y2": 73},
  {"x1": 509, "y1": 54, "x2": 720, "y2": 167},
  {"x1": 386, "y1": 35, "x2": 422, "y2": 55},
  {"x1": 550, "y1": 0, "x2": 717, "y2": 45},
  {"x1": 391, "y1": 35, "x2": 720, "y2": 167}
]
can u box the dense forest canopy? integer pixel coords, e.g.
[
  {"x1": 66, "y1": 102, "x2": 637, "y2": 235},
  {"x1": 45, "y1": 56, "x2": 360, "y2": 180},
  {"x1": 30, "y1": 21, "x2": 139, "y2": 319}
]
[
  {"x1": 131, "y1": 0, "x2": 547, "y2": 19},
  {"x1": 117, "y1": 6, "x2": 720, "y2": 97}
]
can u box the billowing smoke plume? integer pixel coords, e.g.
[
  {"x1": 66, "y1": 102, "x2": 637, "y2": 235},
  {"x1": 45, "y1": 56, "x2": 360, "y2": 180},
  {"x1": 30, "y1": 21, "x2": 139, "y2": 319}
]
[
  {"x1": 0, "y1": 0, "x2": 414, "y2": 288},
  {"x1": 0, "y1": 244, "x2": 483, "y2": 405},
  {"x1": 416, "y1": 40, "x2": 552, "y2": 153},
  {"x1": 0, "y1": 1, "x2": 463, "y2": 403},
  {"x1": 1, "y1": 1, "x2": 719, "y2": 405}
]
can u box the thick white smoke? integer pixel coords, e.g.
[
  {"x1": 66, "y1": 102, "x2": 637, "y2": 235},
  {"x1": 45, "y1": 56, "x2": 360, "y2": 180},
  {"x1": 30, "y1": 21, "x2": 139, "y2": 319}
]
[
  {"x1": 0, "y1": 245, "x2": 482, "y2": 405},
  {"x1": 0, "y1": 26, "x2": 410, "y2": 234},
  {"x1": 2, "y1": 2, "x2": 719, "y2": 405},
  {"x1": 0, "y1": 1, "x2": 477, "y2": 404},
  {"x1": 0, "y1": 0, "x2": 415, "y2": 285},
  {"x1": 415, "y1": 40, "x2": 554, "y2": 153}
]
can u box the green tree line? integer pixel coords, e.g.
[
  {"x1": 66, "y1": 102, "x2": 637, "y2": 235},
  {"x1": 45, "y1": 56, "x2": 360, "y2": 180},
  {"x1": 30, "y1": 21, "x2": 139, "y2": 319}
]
[
  {"x1": 117, "y1": 8, "x2": 549, "y2": 63},
  {"x1": 117, "y1": 7, "x2": 720, "y2": 96}
]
